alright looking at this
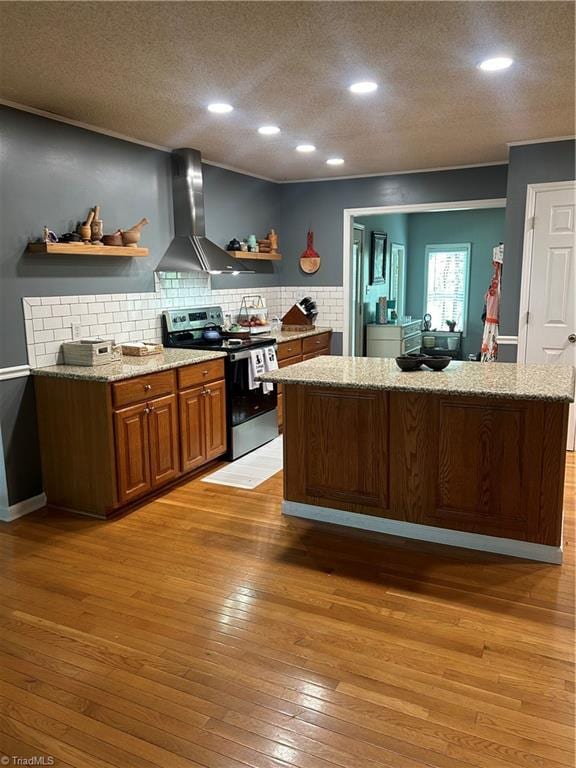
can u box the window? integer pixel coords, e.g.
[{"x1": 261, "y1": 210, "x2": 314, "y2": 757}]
[{"x1": 424, "y1": 243, "x2": 471, "y2": 334}]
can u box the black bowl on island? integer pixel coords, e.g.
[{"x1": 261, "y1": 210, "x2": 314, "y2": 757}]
[
  {"x1": 422, "y1": 356, "x2": 451, "y2": 371},
  {"x1": 395, "y1": 354, "x2": 427, "y2": 372}
]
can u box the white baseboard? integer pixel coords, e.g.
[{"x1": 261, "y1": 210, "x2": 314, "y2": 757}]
[
  {"x1": 0, "y1": 492, "x2": 47, "y2": 522},
  {"x1": 283, "y1": 500, "x2": 562, "y2": 564}
]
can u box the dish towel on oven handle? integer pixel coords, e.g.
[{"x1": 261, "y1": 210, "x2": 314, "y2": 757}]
[
  {"x1": 262, "y1": 345, "x2": 278, "y2": 394},
  {"x1": 248, "y1": 347, "x2": 267, "y2": 390}
]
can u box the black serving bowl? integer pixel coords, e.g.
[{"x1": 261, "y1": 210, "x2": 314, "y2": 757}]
[
  {"x1": 395, "y1": 354, "x2": 427, "y2": 371},
  {"x1": 422, "y1": 356, "x2": 451, "y2": 371}
]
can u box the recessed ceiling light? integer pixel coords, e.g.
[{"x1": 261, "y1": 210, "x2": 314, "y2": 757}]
[
  {"x1": 349, "y1": 81, "x2": 378, "y2": 94},
  {"x1": 478, "y1": 57, "x2": 514, "y2": 72},
  {"x1": 326, "y1": 158, "x2": 344, "y2": 166},
  {"x1": 207, "y1": 103, "x2": 234, "y2": 114},
  {"x1": 258, "y1": 125, "x2": 281, "y2": 135},
  {"x1": 296, "y1": 144, "x2": 316, "y2": 153}
]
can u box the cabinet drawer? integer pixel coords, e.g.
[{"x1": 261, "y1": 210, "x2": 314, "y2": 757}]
[
  {"x1": 178, "y1": 359, "x2": 225, "y2": 390},
  {"x1": 277, "y1": 339, "x2": 303, "y2": 360},
  {"x1": 302, "y1": 333, "x2": 331, "y2": 355},
  {"x1": 402, "y1": 333, "x2": 422, "y2": 354},
  {"x1": 112, "y1": 370, "x2": 175, "y2": 408}
]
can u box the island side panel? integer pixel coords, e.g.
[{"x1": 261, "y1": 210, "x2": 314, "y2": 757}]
[
  {"x1": 284, "y1": 384, "x2": 567, "y2": 547},
  {"x1": 34, "y1": 377, "x2": 117, "y2": 516},
  {"x1": 283, "y1": 384, "x2": 392, "y2": 516}
]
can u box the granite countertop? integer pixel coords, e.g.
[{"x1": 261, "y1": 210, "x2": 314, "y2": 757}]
[
  {"x1": 260, "y1": 327, "x2": 332, "y2": 344},
  {"x1": 258, "y1": 356, "x2": 575, "y2": 402},
  {"x1": 31, "y1": 348, "x2": 227, "y2": 383}
]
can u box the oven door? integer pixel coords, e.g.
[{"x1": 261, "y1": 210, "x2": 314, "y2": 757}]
[{"x1": 227, "y1": 349, "x2": 277, "y2": 427}]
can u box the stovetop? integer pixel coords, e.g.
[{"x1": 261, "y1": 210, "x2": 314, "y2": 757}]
[
  {"x1": 165, "y1": 333, "x2": 275, "y2": 354},
  {"x1": 162, "y1": 305, "x2": 277, "y2": 354}
]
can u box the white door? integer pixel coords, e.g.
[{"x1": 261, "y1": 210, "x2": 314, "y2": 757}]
[{"x1": 521, "y1": 181, "x2": 576, "y2": 449}]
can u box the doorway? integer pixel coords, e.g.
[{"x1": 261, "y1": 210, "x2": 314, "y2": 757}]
[
  {"x1": 344, "y1": 199, "x2": 507, "y2": 358},
  {"x1": 518, "y1": 180, "x2": 576, "y2": 450}
]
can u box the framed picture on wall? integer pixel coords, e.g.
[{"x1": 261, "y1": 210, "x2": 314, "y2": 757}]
[{"x1": 370, "y1": 231, "x2": 387, "y2": 284}]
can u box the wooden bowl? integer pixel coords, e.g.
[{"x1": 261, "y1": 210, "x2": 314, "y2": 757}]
[
  {"x1": 102, "y1": 233, "x2": 123, "y2": 247},
  {"x1": 120, "y1": 229, "x2": 141, "y2": 247}
]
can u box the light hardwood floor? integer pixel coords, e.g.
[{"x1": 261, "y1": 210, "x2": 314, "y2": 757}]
[{"x1": 0, "y1": 455, "x2": 574, "y2": 768}]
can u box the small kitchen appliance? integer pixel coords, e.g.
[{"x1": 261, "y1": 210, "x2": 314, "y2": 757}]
[{"x1": 162, "y1": 306, "x2": 278, "y2": 459}]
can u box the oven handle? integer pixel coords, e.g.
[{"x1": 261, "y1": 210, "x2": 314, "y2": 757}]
[{"x1": 229, "y1": 344, "x2": 277, "y2": 362}]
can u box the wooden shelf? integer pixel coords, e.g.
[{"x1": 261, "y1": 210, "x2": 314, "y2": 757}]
[
  {"x1": 229, "y1": 250, "x2": 282, "y2": 261},
  {"x1": 27, "y1": 242, "x2": 149, "y2": 257}
]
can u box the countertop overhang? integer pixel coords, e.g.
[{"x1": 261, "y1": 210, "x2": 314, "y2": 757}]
[
  {"x1": 259, "y1": 356, "x2": 575, "y2": 402},
  {"x1": 31, "y1": 348, "x2": 227, "y2": 383}
]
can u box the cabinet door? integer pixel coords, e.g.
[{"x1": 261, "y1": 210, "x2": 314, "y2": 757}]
[
  {"x1": 114, "y1": 402, "x2": 151, "y2": 504},
  {"x1": 179, "y1": 386, "x2": 206, "y2": 473},
  {"x1": 204, "y1": 380, "x2": 227, "y2": 460},
  {"x1": 148, "y1": 394, "x2": 180, "y2": 488}
]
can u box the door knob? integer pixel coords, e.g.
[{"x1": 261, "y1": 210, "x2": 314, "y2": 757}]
[{"x1": 569, "y1": 333, "x2": 576, "y2": 343}]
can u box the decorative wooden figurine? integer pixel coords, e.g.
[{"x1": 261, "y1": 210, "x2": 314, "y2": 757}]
[
  {"x1": 79, "y1": 209, "x2": 95, "y2": 244},
  {"x1": 91, "y1": 205, "x2": 103, "y2": 242},
  {"x1": 268, "y1": 229, "x2": 278, "y2": 254},
  {"x1": 300, "y1": 230, "x2": 320, "y2": 274},
  {"x1": 120, "y1": 217, "x2": 149, "y2": 247}
]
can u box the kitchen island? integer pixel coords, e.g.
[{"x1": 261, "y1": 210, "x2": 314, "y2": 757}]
[{"x1": 260, "y1": 357, "x2": 575, "y2": 563}]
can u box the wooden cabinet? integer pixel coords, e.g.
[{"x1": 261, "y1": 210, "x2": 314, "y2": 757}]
[
  {"x1": 148, "y1": 393, "x2": 180, "y2": 489},
  {"x1": 35, "y1": 359, "x2": 228, "y2": 518},
  {"x1": 114, "y1": 393, "x2": 179, "y2": 504},
  {"x1": 179, "y1": 379, "x2": 227, "y2": 470},
  {"x1": 204, "y1": 380, "x2": 227, "y2": 460},
  {"x1": 179, "y1": 386, "x2": 206, "y2": 472},
  {"x1": 114, "y1": 402, "x2": 151, "y2": 504}
]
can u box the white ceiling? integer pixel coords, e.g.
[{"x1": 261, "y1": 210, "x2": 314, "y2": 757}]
[{"x1": 0, "y1": 1, "x2": 574, "y2": 180}]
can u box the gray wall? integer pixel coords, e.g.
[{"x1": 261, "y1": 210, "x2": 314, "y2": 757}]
[
  {"x1": 0, "y1": 106, "x2": 280, "y2": 505},
  {"x1": 277, "y1": 165, "x2": 508, "y2": 287},
  {"x1": 500, "y1": 140, "x2": 576, "y2": 344}
]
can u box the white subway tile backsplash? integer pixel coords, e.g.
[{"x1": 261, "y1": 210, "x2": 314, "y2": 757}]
[
  {"x1": 43, "y1": 316, "x2": 64, "y2": 330},
  {"x1": 34, "y1": 329, "x2": 55, "y2": 343},
  {"x1": 23, "y1": 280, "x2": 343, "y2": 367},
  {"x1": 31, "y1": 305, "x2": 52, "y2": 319}
]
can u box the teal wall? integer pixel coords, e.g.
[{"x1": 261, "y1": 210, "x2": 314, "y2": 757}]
[
  {"x1": 406, "y1": 208, "x2": 506, "y2": 358},
  {"x1": 354, "y1": 213, "x2": 408, "y2": 324}
]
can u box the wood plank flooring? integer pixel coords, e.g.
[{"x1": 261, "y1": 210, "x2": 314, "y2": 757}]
[{"x1": 0, "y1": 454, "x2": 574, "y2": 768}]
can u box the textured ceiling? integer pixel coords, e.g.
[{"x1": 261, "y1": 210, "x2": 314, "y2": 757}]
[{"x1": 0, "y1": 1, "x2": 574, "y2": 181}]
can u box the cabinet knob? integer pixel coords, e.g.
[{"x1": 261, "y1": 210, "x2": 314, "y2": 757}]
[
  {"x1": 143, "y1": 384, "x2": 152, "y2": 391},
  {"x1": 202, "y1": 370, "x2": 209, "y2": 376},
  {"x1": 144, "y1": 407, "x2": 150, "y2": 414},
  {"x1": 569, "y1": 333, "x2": 576, "y2": 344}
]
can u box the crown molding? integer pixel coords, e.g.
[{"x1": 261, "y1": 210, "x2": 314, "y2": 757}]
[
  {"x1": 507, "y1": 136, "x2": 576, "y2": 147},
  {"x1": 278, "y1": 160, "x2": 508, "y2": 184}
]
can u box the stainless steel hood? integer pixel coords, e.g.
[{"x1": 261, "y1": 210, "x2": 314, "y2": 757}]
[{"x1": 156, "y1": 148, "x2": 253, "y2": 274}]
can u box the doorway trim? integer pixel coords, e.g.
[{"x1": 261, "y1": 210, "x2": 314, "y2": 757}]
[
  {"x1": 517, "y1": 179, "x2": 576, "y2": 364},
  {"x1": 342, "y1": 198, "x2": 507, "y2": 356}
]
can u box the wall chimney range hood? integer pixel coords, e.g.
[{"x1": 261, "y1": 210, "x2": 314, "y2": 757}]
[{"x1": 156, "y1": 148, "x2": 253, "y2": 275}]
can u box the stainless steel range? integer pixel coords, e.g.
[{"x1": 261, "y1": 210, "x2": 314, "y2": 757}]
[{"x1": 162, "y1": 306, "x2": 278, "y2": 460}]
